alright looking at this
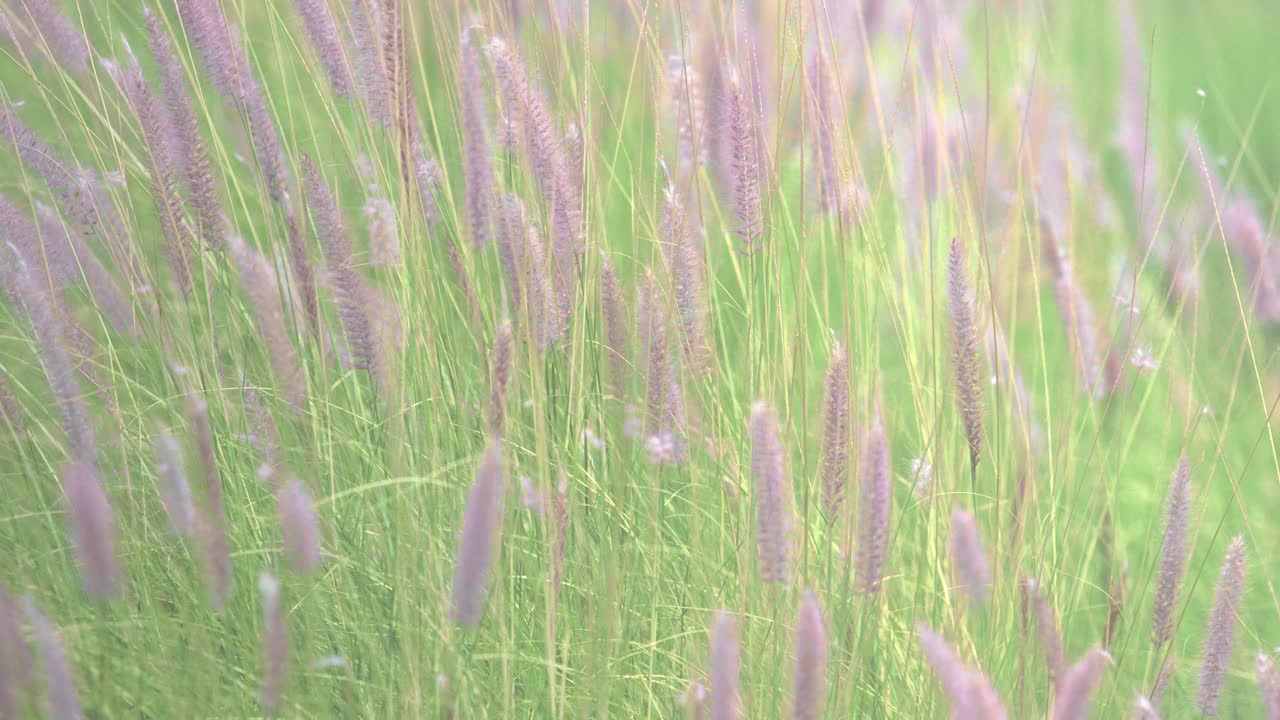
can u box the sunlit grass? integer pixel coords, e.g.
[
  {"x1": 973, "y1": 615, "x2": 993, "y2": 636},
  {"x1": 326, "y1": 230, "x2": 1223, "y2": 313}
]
[{"x1": 0, "y1": 0, "x2": 1279, "y2": 718}]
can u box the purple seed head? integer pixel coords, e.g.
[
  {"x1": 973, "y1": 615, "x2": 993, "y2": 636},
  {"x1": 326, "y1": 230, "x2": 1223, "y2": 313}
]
[
  {"x1": 1131, "y1": 695, "x2": 1162, "y2": 720},
  {"x1": 276, "y1": 476, "x2": 323, "y2": 574},
  {"x1": 0, "y1": 585, "x2": 33, "y2": 719},
  {"x1": 303, "y1": 156, "x2": 380, "y2": 379},
  {"x1": 292, "y1": 0, "x2": 355, "y2": 99},
  {"x1": 679, "y1": 678, "x2": 708, "y2": 720},
  {"x1": 725, "y1": 65, "x2": 762, "y2": 252},
  {"x1": 709, "y1": 610, "x2": 741, "y2": 720},
  {"x1": 187, "y1": 394, "x2": 232, "y2": 609},
  {"x1": 62, "y1": 461, "x2": 121, "y2": 600},
  {"x1": 856, "y1": 414, "x2": 891, "y2": 594},
  {"x1": 805, "y1": 49, "x2": 840, "y2": 215},
  {"x1": 791, "y1": 591, "x2": 827, "y2": 720},
  {"x1": 1152, "y1": 457, "x2": 1190, "y2": 648},
  {"x1": 662, "y1": 183, "x2": 711, "y2": 374},
  {"x1": 1052, "y1": 647, "x2": 1112, "y2": 720},
  {"x1": 600, "y1": 253, "x2": 630, "y2": 404},
  {"x1": 949, "y1": 507, "x2": 991, "y2": 605},
  {"x1": 22, "y1": 598, "x2": 80, "y2": 720},
  {"x1": 947, "y1": 237, "x2": 984, "y2": 474},
  {"x1": 487, "y1": 320, "x2": 514, "y2": 437},
  {"x1": 497, "y1": 192, "x2": 528, "y2": 307},
  {"x1": 1023, "y1": 578, "x2": 1067, "y2": 686},
  {"x1": 145, "y1": 5, "x2": 224, "y2": 254},
  {"x1": 6, "y1": 0, "x2": 88, "y2": 71},
  {"x1": 669, "y1": 53, "x2": 706, "y2": 180},
  {"x1": 153, "y1": 431, "x2": 196, "y2": 536},
  {"x1": 1196, "y1": 535, "x2": 1247, "y2": 716},
  {"x1": 552, "y1": 472, "x2": 569, "y2": 594},
  {"x1": 1256, "y1": 650, "x2": 1280, "y2": 719},
  {"x1": 104, "y1": 50, "x2": 196, "y2": 295},
  {"x1": 750, "y1": 402, "x2": 790, "y2": 585},
  {"x1": 459, "y1": 25, "x2": 495, "y2": 249},
  {"x1": 227, "y1": 235, "x2": 306, "y2": 414},
  {"x1": 451, "y1": 440, "x2": 505, "y2": 628},
  {"x1": 917, "y1": 622, "x2": 1006, "y2": 718},
  {"x1": 1, "y1": 239, "x2": 97, "y2": 464},
  {"x1": 819, "y1": 342, "x2": 850, "y2": 522},
  {"x1": 258, "y1": 572, "x2": 288, "y2": 712}
]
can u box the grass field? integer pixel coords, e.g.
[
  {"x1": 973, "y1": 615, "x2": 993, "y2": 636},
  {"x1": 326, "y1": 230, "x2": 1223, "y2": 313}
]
[{"x1": 2, "y1": 0, "x2": 1280, "y2": 717}]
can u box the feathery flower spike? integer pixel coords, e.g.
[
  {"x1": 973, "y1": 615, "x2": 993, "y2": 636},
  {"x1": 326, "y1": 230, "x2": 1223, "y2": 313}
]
[
  {"x1": 710, "y1": 611, "x2": 741, "y2": 720},
  {"x1": 947, "y1": 237, "x2": 984, "y2": 476},
  {"x1": 750, "y1": 402, "x2": 789, "y2": 585},
  {"x1": 258, "y1": 572, "x2": 287, "y2": 712},
  {"x1": 856, "y1": 413, "x2": 891, "y2": 594},
  {"x1": 451, "y1": 440, "x2": 505, "y2": 627},
  {"x1": 791, "y1": 591, "x2": 827, "y2": 720},
  {"x1": 819, "y1": 342, "x2": 850, "y2": 523},
  {"x1": 1196, "y1": 536, "x2": 1247, "y2": 716},
  {"x1": 950, "y1": 507, "x2": 991, "y2": 604},
  {"x1": 1152, "y1": 457, "x2": 1190, "y2": 648}
]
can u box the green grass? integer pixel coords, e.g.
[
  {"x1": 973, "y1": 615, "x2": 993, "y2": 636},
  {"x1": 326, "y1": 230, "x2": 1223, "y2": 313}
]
[{"x1": 2, "y1": 0, "x2": 1280, "y2": 717}]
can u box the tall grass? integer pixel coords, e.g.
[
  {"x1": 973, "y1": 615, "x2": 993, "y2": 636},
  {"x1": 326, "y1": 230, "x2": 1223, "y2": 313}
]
[{"x1": 0, "y1": 0, "x2": 1279, "y2": 717}]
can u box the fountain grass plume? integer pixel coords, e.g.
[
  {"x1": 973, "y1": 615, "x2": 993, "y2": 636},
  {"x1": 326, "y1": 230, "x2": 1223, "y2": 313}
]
[
  {"x1": 791, "y1": 591, "x2": 827, "y2": 720},
  {"x1": 856, "y1": 411, "x2": 891, "y2": 594},
  {"x1": 1196, "y1": 536, "x2": 1247, "y2": 716},
  {"x1": 710, "y1": 610, "x2": 741, "y2": 720},
  {"x1": 750, "y1": 402, "x2": 790, "y2": 585},
  {"x1": 947, "y1": 237, "x2": 984, "y2": 477},
  {"x1": 1152, "y1": 457, "x2": 1190, "y2": 648},
  {"x1": 819, "y1": 342, "x2": 850, "y2": 523},
  {"x1": 451, "y1": 440, "x2": 506, "y2": 628},
  {"x1": 950, "y1": 506, "x2": 991, "y2": 605}
]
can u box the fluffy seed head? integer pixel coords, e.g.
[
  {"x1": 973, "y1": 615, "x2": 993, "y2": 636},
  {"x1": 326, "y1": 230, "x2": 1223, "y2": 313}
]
[
  {"x1": 459, "y1": 25, "x2": 495, "y2": 249},
  {"x1": 0, "y1": 585, "x2": 32, "y2": 719},
  {"x1": 1152, "y1": 457, "x2": 1191, "y2": 648},
  {"x1": 292, "y1": 0, "x2": 354, "y2": 98},
  {"x1": 187, "y1": 394, "x2": 232, "y2": 609},
  {"x1": 304, "y1": 156, "x2": 381, "y2": 379},
  {"x1": 258, "y1": 572, "x2": 288, "y2": 712},
  {"x1": 1256, "y1": 650, "x2": 1280, "y2": 719},
  {"x1": 947, "y1": 237, "x2": 984, "y2": 474},
  {"x1": 950, "y1": 507, "x2": 991, "y2": 604},
  {"x1": 1024, "y1": 577, "x2": 1067, "y2": 686},
  {"x1": 451, "y1": 440, "x2": 505, "y2": 627},
  {"x1": 917, "y1": 623, "x2": 1007, "y2": 718},
  {"x1": 663, "y1": 183, "x2": 711, "y2": 374},
  {"x1": 856, "y1": 415, "x2": 891, "y2": 594},
  {"x1": 277, "y1": 477, "x2": 323, "y2": 574},
  {"x1": 791, "y1": 591, "x2": 827, "y2": 720},
  {"x1": 725, "y1": 66, "x2": 762, "y2": 252},
  {"x1": 227, "y1": 235, "x2": 306, "y2": 413},
  {"x1": 679, "y1": 679, "x2": 708, "y2": 720},
  {"x1": 820, "y1": 343, "x2": 850, "y2": 522},
  {"x1": 23, "y1": 599, "x2": 80, "y2": 720},
  {"x1": 1196, "y1": 536, "x2": 1247, "y2": 716},
  {"x1": 62, "y1": 461, "x2": 121, "y2": 600},
  {"x1": 153, "y1": 431, "x2": 196, "y2": 536},
  {"x1": 600, "y1": 254, "x2": 630, "y2": 403},
  {"x1": 552, "y1": 473, "x2": 568, "y2": 594},
  {"x1": 1131, "y1": 695, "x2": 1163, "y2": 720},
  {"x1": 709, "y1": 611, "x2": 741, "y2": 720},
  {"x1": 487, "y1": 320, "x2": 514, "y2": 436},
  {"x1": 1052, "y1": 647, "x2": 1112, "y2": 720},
  {"x1": 6, "y1": 0, "x2": 89, "y2": 71},
  {"x1": 806, "y1": 49, "x2": 840, "y2": 215},
  {"x1": 145, "y1": 6, "x2": 223, "y2": 254},
  {"x1": 1, "y1": 240, "x2": 97, "y2": 464},
  {"x1": 750, "y1": 402, "x2": 790, "y2": 585}
]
